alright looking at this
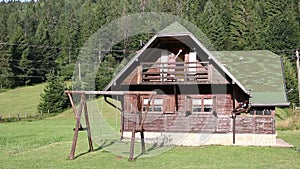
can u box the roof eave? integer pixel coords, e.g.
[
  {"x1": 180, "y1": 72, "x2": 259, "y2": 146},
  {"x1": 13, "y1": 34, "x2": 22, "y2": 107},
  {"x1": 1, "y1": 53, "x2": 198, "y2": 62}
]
[
  {"x1": 103, "y1": 34, "x2": 159, "y2": 91},
  {"x1": 156, "y1": 32, "x2": 192, "y2": 37},
  {"x1": 188, "y1": 34, "x2": 250, "y2": 95},
  {"x1": 251, "y1": 102, "x2": 290, "y2": 107}
]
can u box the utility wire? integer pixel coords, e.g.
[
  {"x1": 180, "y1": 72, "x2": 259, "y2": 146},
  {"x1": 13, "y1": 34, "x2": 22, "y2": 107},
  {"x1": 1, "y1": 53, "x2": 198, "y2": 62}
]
[
  {"x1": 0, "y1": 42, "x2": 135, "y2": 53},
  {"x1": 0, "y1": 58, "x2": 58, "y2": 63}
]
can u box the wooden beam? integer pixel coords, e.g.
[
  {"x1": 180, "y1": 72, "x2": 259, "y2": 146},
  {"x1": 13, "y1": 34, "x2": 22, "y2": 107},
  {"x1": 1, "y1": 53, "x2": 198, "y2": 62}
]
[
  {"x1": 141, "y1": 95, "x2": 154, "y2": 127},
  {"x1": 137, "y1": 94, "x2": 146, "y2": 155},
  {"x1": 69, "y1": 94, "x2": 85, "y2": 160},
  {"x1": 83, "y1": 94, "x2": 93, "y2": 152},
  {"x1": 128, "y1": 94, "x2": 154, "y2": 161},
  {"x1": 232, "y1": 112, "x2": 236, "y2": 144},
  {"x1": 66, "y1": 91, "x2": 156, "y2": 161},
  {"x1": 129, "y1": 105, "x2": 137, "y2": 161},
  {"x1": 67, "y1": 93, "x2": 83, "y2": 130},
  {"x1": 174, "y1": 85, "x2": 178, "y2": 111},
  {"x1": 296, "y1": 50, "x2": 300, "y2": 101},
  {"x1": 65, "y1": 91, "x2": 156, "y2": 95}
]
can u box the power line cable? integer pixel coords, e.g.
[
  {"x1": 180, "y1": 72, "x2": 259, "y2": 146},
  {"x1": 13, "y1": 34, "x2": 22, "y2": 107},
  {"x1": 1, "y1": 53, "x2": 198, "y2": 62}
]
[{"x1": 0, "y1": 42, "x2": 136, "y2": 53}]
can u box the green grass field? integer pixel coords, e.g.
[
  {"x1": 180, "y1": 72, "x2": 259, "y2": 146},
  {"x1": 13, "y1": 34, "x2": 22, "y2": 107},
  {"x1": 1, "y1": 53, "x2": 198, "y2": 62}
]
[
  {"x1": 0, "y1": 84, "x2": 44, "y2": 117},
  {"x1": 0, "y1": 117, "x2": 299, "y2": 169},
  {"x1": 0, "y1": 85, "x2": 299, "y2": 169}
]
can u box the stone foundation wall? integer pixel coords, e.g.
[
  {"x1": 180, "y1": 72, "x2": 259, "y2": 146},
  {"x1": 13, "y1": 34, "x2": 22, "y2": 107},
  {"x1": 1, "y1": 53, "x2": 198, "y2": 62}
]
[{"x1": 122, "y1": 131, "x2": 277, "y2": 146}]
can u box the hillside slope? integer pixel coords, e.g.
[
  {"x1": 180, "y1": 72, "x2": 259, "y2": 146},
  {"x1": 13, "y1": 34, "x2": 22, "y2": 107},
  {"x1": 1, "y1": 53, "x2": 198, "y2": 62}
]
[{"x1": 0, "y1": 84, "x2": 44, "y2": 117}]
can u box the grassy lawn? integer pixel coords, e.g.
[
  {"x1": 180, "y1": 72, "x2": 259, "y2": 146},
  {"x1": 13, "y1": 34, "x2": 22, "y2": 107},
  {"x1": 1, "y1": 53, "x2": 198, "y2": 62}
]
[
  {"x1": 0, "y1": 107, "x2": 299, "y2": 169},
  {"x1": 0, "y1": 84, "x2": 44, "y2": 117},
  {"x1": 0, "y1": 85, "x2": 299, "y2": 168}
]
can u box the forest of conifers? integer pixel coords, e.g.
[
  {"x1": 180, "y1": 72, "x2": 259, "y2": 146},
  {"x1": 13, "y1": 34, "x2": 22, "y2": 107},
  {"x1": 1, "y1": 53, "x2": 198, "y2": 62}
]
[{"x1": 0, "y1": 0, "x2": 300, "y2": 103}]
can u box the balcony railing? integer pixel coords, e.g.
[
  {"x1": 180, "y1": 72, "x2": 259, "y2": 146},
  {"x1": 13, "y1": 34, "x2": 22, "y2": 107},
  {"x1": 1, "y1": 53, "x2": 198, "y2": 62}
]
[{"x1": 140, "y1": 62, "x2": 211, "y2": 84}]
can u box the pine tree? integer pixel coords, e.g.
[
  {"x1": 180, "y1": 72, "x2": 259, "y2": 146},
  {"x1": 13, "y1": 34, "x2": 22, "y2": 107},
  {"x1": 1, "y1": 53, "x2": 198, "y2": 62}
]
[
  {"x1": 38, "y1": 71, "x2": 68, "y2": 113},
  {"x1": 228, "y1": 0, "x2": 257, "y2": 50},
  {"x1": 212, "y1": 0, "x2": 232, "y2": 50},
  {"x1": 263, "y1": 0, "x2": 300, "y2": 50},
  {"x1": 282, "y1": 55, "x2": 299, "y2": 103},
  {"x1": 0, "y1": 45, "x2": 14, "y2": 88},
  {"x1": 55, "y1": 0, "x2": 82, "y2": 80},
  {"x1": 95, "y1": 54, "x2": 117, "y2": 90},
  {"x1": 0, "y1": 3, "x2": 14, "y2": 88},
  {"x1": 200, "y1": 0, "x2": 226, "y2": 50},
  {"x1": 32, "y1": 18, "x2": 58, "y2": 84}
]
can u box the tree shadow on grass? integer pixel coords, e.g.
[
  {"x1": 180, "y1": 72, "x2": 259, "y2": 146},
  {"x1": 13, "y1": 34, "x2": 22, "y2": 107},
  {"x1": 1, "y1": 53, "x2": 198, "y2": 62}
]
[{"x1": 73, "y1": 139, "x2": 171, "y2": 160}]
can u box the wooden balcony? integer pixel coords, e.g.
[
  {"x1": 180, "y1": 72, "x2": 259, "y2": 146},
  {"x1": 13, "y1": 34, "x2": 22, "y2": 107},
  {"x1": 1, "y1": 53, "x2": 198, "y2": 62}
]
[{"x1": 139, "y1": 62, "x2": 211, "y2": 84}]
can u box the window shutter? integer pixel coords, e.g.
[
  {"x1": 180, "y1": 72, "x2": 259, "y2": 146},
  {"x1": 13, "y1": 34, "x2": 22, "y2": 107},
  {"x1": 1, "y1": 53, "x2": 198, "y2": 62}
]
[
  {"x1": 164, "y1": 96, "x2": 175, "y2": 113},
  {"x1": 186, "y1": 96, "x2": 192, "y2": 113}
]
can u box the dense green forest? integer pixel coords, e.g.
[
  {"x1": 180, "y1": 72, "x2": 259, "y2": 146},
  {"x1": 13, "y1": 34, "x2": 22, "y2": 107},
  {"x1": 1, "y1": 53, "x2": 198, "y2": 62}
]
[{"x1": 0, "y1": 0, "x2": 300, "y2": 103}]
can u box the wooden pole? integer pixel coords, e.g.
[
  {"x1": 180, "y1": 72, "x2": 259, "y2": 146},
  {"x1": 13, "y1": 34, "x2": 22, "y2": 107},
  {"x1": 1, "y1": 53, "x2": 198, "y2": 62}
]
[
  {"x1": 137, "y1": 94, "x2": 146, "y2": 155},
  {"x1": 296, "y1": 50, "x2": 300, "y2": 102},
  {"x1": 141, "y1": 95, "x2": 154, "y2": 127},
  {"x1": 83, "y1": 94, "x2": 93, "y2": 152},
  {"x1": 67, "y1": 93, "x2": 83, "y2": 130},
  {"x1": 78, "y1": 62, "x2": 81, "y2": 81},
  {"x1": 128, "y1": 94, "x2": 154, "y2": 161},
  {"x1": 232, "y1": 112, "x2": 236, "y2": 144},
  {"x1": 129, "y1": 101, "x2": 137, "y2": 161},
  {"x1": 69, "y1": 94, "x2": 85, "y2": 160},
  {"x1": 174, "y1": 85, "x2": 178, "y2": 111},
  {"x1": 65, "y1": 90, "x2": 156, "y2": 95},
  {"x1": 64, "y1": 91, "x2": 156, "y2": 160}
]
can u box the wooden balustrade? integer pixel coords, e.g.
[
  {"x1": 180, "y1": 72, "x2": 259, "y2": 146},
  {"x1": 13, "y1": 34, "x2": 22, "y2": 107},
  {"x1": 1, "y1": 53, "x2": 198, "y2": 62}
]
[{"x1": 140, "y1": 62, "x2": 211, "y2": 83}]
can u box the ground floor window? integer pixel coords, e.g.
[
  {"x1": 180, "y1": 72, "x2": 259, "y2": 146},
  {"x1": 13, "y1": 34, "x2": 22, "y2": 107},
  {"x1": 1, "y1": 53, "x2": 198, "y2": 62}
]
[
  {"x1": 142, "y1": 95, "x2": 175, "y2": 113},
  {"x1": 249, "y1": 109, "x2": 273, "y2": 115},
  {"x1": 142, "y1": 97, "x2": 168, "y2": 113},
  {"x1": 192, "y1": 98, "x2": 202, "y2": 112},
  {"x1": 189, "y1": 96, "x2": 215, "y2": 113},
  {"x1": 203, "y1": 98, "x2": 213, "y2": 112}
]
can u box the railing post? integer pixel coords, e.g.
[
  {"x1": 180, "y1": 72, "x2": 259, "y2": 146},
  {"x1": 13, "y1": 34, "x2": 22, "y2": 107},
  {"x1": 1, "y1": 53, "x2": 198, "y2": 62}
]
[
  {"x1": 137, "y1": 66, "x2": 142, "y2": 84},
  {"x1": 208, "y1": 63, "x2": 212, "y2": 83}
]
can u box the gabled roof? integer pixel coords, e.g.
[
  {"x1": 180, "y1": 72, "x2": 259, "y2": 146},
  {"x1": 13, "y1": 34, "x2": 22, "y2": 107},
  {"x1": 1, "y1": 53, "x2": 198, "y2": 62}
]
[
  {"x1": 158, "y1": 22, "x2": 190, "y2": 35},
  {"x1": 212, "y1": 50, "x2": 289, "y2": 106},
  {"x1": 104, "y1": 22, "x2": 289, "y2": 107}
]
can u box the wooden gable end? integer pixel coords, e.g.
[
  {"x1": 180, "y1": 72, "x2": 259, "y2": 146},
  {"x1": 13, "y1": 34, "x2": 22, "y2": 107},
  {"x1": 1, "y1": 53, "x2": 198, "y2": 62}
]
[
  {"x1": 118, "y1": 50, "x2": 230, "y2": 86},
  {"x1": 121, "y1": 67, "x2": 140, "y2": 85}
]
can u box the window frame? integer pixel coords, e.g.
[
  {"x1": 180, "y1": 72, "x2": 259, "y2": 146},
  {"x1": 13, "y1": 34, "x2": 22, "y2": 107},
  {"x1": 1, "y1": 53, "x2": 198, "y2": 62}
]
[
  {"x1": 142, "y1": 97, "x2": 164, "y2": 113},
  {"x1": 248, "y1": 109, "x2": 273, "y2": 116},
  {"x1": 188, "y1": 95, "x2": 215, "y2": 113}
]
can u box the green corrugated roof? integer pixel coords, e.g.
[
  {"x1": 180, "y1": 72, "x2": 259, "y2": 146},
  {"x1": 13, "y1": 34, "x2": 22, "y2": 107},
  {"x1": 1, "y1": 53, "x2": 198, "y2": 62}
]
[{"x1": 212, "y1": 50, "x2": 288, "y2": 105}]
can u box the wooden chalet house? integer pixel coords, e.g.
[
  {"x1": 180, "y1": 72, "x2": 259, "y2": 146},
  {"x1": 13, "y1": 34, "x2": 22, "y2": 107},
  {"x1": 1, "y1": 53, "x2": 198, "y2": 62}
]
[{"x1": 104, "y1": 22, "x2": 289, "y2": 146}]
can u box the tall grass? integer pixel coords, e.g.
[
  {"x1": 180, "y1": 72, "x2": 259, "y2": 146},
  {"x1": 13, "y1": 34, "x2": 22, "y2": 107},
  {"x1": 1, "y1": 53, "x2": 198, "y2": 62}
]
[{"x1": 276, "y1": 107, "x2": 300, "y2": 130}]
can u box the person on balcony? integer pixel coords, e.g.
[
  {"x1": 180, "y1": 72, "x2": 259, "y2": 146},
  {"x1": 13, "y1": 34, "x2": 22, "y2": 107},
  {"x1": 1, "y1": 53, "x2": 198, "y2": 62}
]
[{"x1": 168, "y1": 49, "x2": 182, "y2": 80}]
